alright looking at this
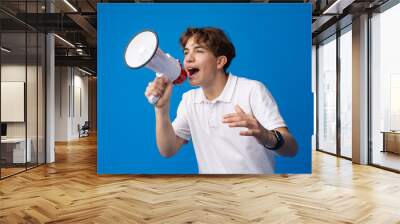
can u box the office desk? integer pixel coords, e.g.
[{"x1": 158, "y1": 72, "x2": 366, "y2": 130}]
[
  {"x1": 1, "y1": 138, "x2": 31, "y2": 163},
  {"x1": 381, "y1": 131, "x2": 400, "y2": 154}
]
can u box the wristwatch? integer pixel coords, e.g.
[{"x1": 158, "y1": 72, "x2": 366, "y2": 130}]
[{"x1": 264, "y1": 130, "x2": 284, "y2": 151}]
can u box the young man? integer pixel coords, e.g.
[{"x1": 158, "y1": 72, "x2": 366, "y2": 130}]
[{"x1": 145, "y1": 27, "x2": 297, "y2": 174}]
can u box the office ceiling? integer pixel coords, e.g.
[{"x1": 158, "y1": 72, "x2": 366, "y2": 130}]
[{"x1": 0, "y1": 0, "x2": 392, "y2": 75}]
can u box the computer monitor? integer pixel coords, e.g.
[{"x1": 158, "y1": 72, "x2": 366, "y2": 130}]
[{"x1": 1, "y1": 123, "x2": 7, "y2": 137}]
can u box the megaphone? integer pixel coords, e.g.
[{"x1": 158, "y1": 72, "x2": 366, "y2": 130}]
[{"x1": 124, "y1": 30, "x2": 187, "y2": 104}]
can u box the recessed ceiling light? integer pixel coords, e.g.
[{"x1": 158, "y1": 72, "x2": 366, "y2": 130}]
[
  {"x1": 63, "y1": 0, "x2": 78, "y2": 12},
  {"x1": 54, "y1": 34, "x2": 75, "y2": 48},
  {"x1": 78, "y1": 67, "x2": 93, "y2": 76},
  {"x1": 322, "y1": 0, "x2": 354, "y2": 15}
]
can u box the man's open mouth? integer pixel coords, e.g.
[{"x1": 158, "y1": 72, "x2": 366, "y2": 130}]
[{"x1": 187, "y1": 67, "x2": 199, "y2": 77}]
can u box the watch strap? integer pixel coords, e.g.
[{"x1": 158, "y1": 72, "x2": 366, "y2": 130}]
[{"x1": 264, "y1": 130, "x2": 284, "y2": 151}]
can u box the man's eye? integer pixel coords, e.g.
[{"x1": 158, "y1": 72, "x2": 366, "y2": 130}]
[{"x1": 184, "y1": 51, "x2": 188, "y2": 55}]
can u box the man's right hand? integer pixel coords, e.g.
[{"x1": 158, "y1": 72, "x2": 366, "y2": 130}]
[{"x1": 145, "y1": 75, "x2": 173, "y2": 109}]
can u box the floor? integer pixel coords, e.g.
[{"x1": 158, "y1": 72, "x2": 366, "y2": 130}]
[
  {"x1": 372, "y1": 150, "x2": 400, "y2": 171},
  {"x1": 0, "y1": 135, "x2": 400, "y2": 223},
  {"x1": 0, "y1": 167, "x2": 25, "y2": 177},
  {"x1": 1, "y1": 163, "x2": 42, "y2": 178}
]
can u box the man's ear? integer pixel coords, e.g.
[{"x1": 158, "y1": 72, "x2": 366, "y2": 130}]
[{"x1": 216, "y1": 56, "x2": 228, "y2": 70}]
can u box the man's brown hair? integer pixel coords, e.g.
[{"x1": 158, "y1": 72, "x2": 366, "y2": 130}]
[{"x1": 179, "y1": 27, "x2": 236, "y2": 73}]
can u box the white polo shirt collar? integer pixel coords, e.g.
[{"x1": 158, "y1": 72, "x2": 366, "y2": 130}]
[{"x1": 194, "y1": 73, "x2": 237, "y2": 104}]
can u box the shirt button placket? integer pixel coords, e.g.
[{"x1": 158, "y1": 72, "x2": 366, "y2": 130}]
[{"x1": 209, "y1": 103, "x2": 217, "y2": 128}]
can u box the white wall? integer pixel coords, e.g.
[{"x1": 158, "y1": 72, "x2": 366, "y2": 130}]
[
  {"x1": 1, "y1": 64, "x2": 25, "y2": 81},
  {"x1": 55, "y1": 66, "x2": 69, "y2": 141},
  {"x1": 55, "y1": 67, "x2": 89, "y2": 141},
  {"x1": 72, "y1": 73, "x2": 89, "y2": 138}
]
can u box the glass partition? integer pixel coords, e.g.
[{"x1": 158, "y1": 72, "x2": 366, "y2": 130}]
[
  {"x1": 317, "y1": 35, "x2": 337, "y2": 155},
  {"x1": 1, "y1": 30, "x2": 28, "y2": 177},
  {"x1": 0, "y1": 1, "x2": 46, "y2": 179}
]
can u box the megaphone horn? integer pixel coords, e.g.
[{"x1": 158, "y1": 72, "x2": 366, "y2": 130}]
[{"x1": 124, "y1": 30, "x2": 187, "y2": 104}]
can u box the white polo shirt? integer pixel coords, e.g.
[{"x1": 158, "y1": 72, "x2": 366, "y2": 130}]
[{"x1": 172, "y1": 74, "x2": 286, "y2": 174}]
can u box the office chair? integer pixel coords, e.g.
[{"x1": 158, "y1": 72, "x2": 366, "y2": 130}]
[{"x1": 79, "y1": 121, "x2": 90, "y2": 138}]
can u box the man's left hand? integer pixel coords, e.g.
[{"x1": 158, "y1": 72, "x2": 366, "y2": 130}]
[
  {"x1": 222, "y1": 105, "x2": 265, "y2": 139},
  {"x1": 223, "y1": 105, "x2": 298, "y2": 157}
]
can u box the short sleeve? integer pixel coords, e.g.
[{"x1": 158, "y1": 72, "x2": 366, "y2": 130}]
[
  {"x1": 250, "y1": 81, "x2": 286, "y2": 130},
  {"x1": 172, "y1": 93, "x2": 191, "y2": 141}
]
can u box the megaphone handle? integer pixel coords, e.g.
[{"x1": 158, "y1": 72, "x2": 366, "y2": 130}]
[
  {"x1": 148, "y1": 94, "x2": 160, "y2": 105},
  {"x1": 147, "y1": 73, "x2": 165, "y2": 105}
]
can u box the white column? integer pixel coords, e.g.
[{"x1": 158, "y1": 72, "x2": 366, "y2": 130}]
[
  {"x1": 352, "y1": 14, "x2": 369, "y2": 164},
  {"x1": 46, "y1": 1, "x2": 55, "y2": 163},
  {"x1": 46, "y1": 33, "x2": 55, "y2": 163}
]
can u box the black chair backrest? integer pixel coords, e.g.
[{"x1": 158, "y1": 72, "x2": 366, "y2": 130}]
[{"x1": 82, "y1": 121, "x2": 90, "y2": 129}]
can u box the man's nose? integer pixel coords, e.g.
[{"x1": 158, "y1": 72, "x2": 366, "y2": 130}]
[{"x1": 185, "y1": 52, "x2": 194, "y2": 63}]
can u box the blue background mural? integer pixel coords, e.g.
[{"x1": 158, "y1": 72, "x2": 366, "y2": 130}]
[{"x1": 98, "y1": 3, "x2": 312, "y2": 174}]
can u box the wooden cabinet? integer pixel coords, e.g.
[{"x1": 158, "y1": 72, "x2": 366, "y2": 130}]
[{"x1": 382, "y1": 131, "x2": 400, "y2": 154}]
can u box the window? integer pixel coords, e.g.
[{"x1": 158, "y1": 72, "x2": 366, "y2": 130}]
[
  {"x1": 317, "y1": 35, "x2": 337, "y2": 154},
  {"x1": 339, "y1": 27, "x2": 352, "y2": 158},
  {"x1": 371, "y1": 2, "x2": 400, "y2": 171}
]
